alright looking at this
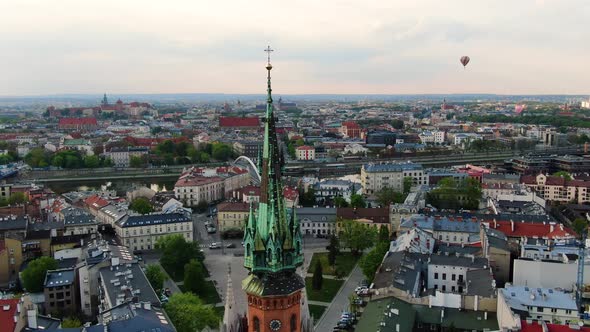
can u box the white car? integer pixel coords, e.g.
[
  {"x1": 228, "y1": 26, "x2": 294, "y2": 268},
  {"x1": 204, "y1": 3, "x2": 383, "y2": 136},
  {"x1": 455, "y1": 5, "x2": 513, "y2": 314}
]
[{"x1": 209, "y1": 242, "x2": 221, "y2": 249}]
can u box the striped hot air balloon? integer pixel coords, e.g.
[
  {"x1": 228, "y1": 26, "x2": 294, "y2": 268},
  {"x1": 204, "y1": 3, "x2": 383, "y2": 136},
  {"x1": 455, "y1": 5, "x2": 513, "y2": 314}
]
[{"x1": 460, "y1": 56, "x2": 470, "y2": 68}]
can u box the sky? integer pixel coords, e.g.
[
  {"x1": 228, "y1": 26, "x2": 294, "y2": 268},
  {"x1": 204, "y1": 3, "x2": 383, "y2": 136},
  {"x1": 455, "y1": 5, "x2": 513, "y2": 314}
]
[{"x1": 1, "y1": 0, "x2": 589, "y2": 96}]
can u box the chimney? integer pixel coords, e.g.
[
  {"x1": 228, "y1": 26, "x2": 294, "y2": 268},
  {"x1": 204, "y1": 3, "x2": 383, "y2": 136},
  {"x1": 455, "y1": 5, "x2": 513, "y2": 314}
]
[{"x1": 27, "y1": 309, "x2": 37, "y2": 329}]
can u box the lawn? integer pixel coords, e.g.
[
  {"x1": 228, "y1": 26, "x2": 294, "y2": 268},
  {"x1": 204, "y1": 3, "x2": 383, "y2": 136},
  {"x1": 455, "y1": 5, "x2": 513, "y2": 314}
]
[
  {"x1": 305, "y1": 277, "x2": 344, "y2": 303},
  {"x1": 308, "y1": 304, "x2": 328, "y2": 321},
  {"x1": 179, "y1": 280, "x2": 221, "y2": 304},
  {"x1": 308, "y1": 252, "x2": 359, "y2": 277}
]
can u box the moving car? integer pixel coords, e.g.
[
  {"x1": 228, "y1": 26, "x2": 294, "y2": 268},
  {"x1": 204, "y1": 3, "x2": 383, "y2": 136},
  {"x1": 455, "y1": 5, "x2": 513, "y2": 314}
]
[
  {"x1": 226, "y1": 243, "x2": 236, "y2": 248},
  {"x1": 209, "y1": 242, "x2": 221, "y2": 249}
]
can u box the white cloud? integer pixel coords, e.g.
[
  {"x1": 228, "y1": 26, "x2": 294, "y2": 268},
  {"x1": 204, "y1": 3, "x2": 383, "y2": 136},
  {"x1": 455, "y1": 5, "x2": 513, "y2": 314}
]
[{"x1": 0, "y1": 0, "x2": 588, "y2": 95}]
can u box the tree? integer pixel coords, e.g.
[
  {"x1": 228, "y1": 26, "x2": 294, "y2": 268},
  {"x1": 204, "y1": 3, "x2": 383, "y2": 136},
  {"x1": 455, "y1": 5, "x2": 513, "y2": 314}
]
[
  {"x1": 573, "y1": 218, "x2": 588, "y2": 237},
  {"x1": 83, "y1": 155, "x2": 100, "y2": 168},
  {"x1": 61, "y1": 317, "x2": 82, "y2": 328},
  {"x1": 378, "y1": 225, "x2": 390, "y2": 243},
  {"x1": 8, "y1": 192, "x2": 28, "y2": 205},
  {"x1": 24, "y1": 147, "x2": 50, "y2": 168},
  {"x1": 22, "y1": 256, "x2": 58, "y2": 292},
  {"x1": 130, "y1": 155, "x2": 144, "y2": 168},
  {"x1": 391, "y1": 119, "x2": 404, "y2": 129},
  {"x1": 359, "y1": 243, "x2": 388, "y2": 282},
  {"x1": 333, "y1": 196, "x2": 349, "y2": 208},
  {"x1": 339, "y1": 219, "x2": 377, "y2": 254},
  {"x1": 300, "y1": 188, "x2": 316, "y2": 207},
  {"x1": 211, "y1": 142, "x2": 233, "y2": 161},
  {"x1": 196, "y1": 200, "x2": 208, "y2": 213},
  {"x1": 156, "y1": 235, "x2": 203, "y2": 280},
  {"x1": 327, "y1": 234, "x2": 340, "y2": 266},
  {"x1": 403, "y1": 177, "x2": 413, "y2": 194},
  {"x1": 350, "y1": 194, "x2": 366, "y2": 208},
  {"x1": 129, "y1": 197, "x2": 154, "y2": 215},
  {"x1": 183, "y1": 259, "x2": 206, "y2": 294},
  {"x1": 375, "y1": 187, "x2": 405, "y2": 207},
  {"x1": 164, "y1": 293, "x2": 218, "y2": 332},
  {"x1": 312, "y1": 260, "x2": 323, "y2": 290},
  {"x1": 145, "y1": 264, "x2": 167, "y2": 292},
  {"x1": 553, "y1": 171, "x2": 573, "y2": 180}
]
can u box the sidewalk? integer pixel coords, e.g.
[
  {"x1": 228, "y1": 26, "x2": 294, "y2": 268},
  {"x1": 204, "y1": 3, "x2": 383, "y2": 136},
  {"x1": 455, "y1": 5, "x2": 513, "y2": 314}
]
[{"x1": 313, "y1": 264, "x2": 364, "y2": 331}]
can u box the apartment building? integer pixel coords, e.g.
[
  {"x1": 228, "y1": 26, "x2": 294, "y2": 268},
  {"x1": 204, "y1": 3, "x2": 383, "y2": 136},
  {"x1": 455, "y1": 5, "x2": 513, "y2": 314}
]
[
  {"x1": 174, "y1": 166, "x2": 250, "y2": 206},
  {"x1": 217, "y1": 202, "x2": 250, "y2": 232},
  {"x1": 114, "y1": 212, "x2": 193, "y2": 251},
  {"x1": 522, "y1": 173, "x2": 590, "y2": 203},
  {"x1": 296, "y1": 145, "x2": 315, "y2": 160},
  {"x1": 44, "y1": 268, "x2": 78, "y2": 316},
  {"x1": 361, "y1": 162, "x2": 427, "y2": 195}
]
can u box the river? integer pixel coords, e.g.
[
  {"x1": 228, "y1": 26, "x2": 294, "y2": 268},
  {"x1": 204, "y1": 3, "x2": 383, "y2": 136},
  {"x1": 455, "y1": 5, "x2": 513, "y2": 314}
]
[{"x1": 46, "y1": 178, "x2": 176, "y2": 195}]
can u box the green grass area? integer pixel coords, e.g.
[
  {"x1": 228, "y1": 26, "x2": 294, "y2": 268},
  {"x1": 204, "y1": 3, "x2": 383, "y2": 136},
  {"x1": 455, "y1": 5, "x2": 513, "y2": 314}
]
[
  {"x1": 308, "y1": 252, "x2": 359, "y2": 277},
  {"x1": 305, "y1": 277, "x2": 344, "y2": 303},
  {"x1": 179, "y1": 280, "x2": 221, "y2": 304},
  {"x1": 308, "y1": 304, "x2": 328, "y2": 321}
]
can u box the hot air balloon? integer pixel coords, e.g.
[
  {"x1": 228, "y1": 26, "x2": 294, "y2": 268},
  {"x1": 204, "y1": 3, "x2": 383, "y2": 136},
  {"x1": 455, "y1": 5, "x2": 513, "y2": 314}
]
[{"x1": 460, "y1": 56, "x2": 470, "y2": 68}]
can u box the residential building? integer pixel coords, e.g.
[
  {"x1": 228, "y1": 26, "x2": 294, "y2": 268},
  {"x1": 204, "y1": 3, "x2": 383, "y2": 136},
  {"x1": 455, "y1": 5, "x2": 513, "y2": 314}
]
[
  {"x1": 114, "y1": 212, "x2": 193, "y2": 251},
  {"x1": 296, "y1": 207, "x2": 337, "y2": 236},
  {"x1": 217, "y1": 202, "x2": 250, "y2": 232},
  {"x1": 497, "y1": 286, "x2": 578, "y2": 331},
  {"x1": 98, "y1": 257, "x2": 161, "y2": 313},
  {"x1": 174, "y1": 166, "x2": 250, "y2": 206},
  {"x1": 399, "y1": 214, "x2": 481, "y2": 244},
  {"x1": 336, "y1": 207, "x2": 391, "y2": 233},
  {"x1": 521, "y1": 173, "x2": 590, "y2": 204},
  {"x1": 0, "y1": 237, "x2": 23, "y2": 288},
  {"x1": 62, "y1": 207, "x2": 98, "y2": 235},
  {"x1": 44, "y1": 268, "x2": 78, "y2": 316},
  {"x1": 365, "y1": 130, "x2": 396, "y2": 146},
  {"x1": 233, "y1": 140, "x2": 262, "y2": 160},
  {"x1": 312, "y1": 179, "x2": 360, "y2": 206},
  {"x1": 104, "y1": 146, "x2": 149, "y2": 168},
  {"x1": 419, "y1": 130, "x2": 445, "y2": 144},
  {"x1": 340, "y1": 121, "x2": 362, "y2": 138},
  {"x1": 219, "y1": 116, "x2": 260, "y2": 131},
  {"x1": 296, "y1": 145, "x2": 315, "y2": 160},
  {"x1": 453, "y1": 133, "x2": 482, "y2": 146},
  {"x1": 361, "y1": 162, "x2": 427, "y2": 195},
  {"x1": 58, "y1": 117, "x2": 98, "y2": 131}
]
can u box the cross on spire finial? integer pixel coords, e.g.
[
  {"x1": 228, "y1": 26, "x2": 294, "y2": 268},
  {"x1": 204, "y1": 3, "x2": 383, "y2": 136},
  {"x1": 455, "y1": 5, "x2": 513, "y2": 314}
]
[{"x1": 264, "y1": 45, "x2": 274, "y2": 64}]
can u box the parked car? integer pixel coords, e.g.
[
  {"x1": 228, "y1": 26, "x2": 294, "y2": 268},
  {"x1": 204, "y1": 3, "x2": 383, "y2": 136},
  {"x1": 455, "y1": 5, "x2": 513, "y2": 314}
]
[
  {"x1": 209, "y1": 242, "x2": 221, "y2": 249},
  {"x1": 207, "y1": 226, "x2": 217, "y2": 234},
  {"x1": 226, "y1": 243, "x2": 236, "y2": 248}
]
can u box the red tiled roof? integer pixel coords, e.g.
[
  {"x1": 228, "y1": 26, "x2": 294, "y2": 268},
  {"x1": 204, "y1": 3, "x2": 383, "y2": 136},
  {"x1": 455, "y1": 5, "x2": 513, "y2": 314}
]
[
  {"x1": 84, "y1": 195, "x2": 109, "y2": 210},
  {"x1": 521, "y1": 320, "x2": 590, "y2": 332},
  {"x1": 341, "y1": 121, "x2": 360, "y2": 128},
  {"x1": 219, "y1": 117, "x2": 260, "y2": 128},
  {"x1": 520, "y1": 175, "x2": 537, "y2": 185},
  {"x1": 283, "y1": 186, "x2": 299, "y2": 201},
  {"x1": 237, "y1": 185, "x2": 261, "y2": 197},
  {"x1": 488, "y1": 220, "x2": 576, "y2": 239},
  {"x1": 0, "y1": 298, "x2": 19, "y2": 332},
  {"x1": 337, "y1": 207, "x2": 389, "y2": 223},
  {"x1": 217, "y1": 201, "x2": 251, "y2": 212},
  {"x1": 296, "y1": 145, "x2": 314, "y2": 151},
  {"x1": 174, "y1": 176, "x2": 223, "y2": 187},
  {"x1": 58, "y1": 117, "x2": 98, "y2": 126}
]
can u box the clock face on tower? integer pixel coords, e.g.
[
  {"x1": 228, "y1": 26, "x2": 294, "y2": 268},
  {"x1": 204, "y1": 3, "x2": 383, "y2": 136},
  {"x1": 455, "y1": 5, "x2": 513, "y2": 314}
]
[{"x1": 269, "y1": 319, "x2": 282, "y2": 331}]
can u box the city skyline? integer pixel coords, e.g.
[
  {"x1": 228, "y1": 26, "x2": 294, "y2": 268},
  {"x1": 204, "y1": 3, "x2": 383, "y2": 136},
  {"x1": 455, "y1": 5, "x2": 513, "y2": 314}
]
[{"x1": 1, "y1": 0, "x2": 590, "y2": 96}]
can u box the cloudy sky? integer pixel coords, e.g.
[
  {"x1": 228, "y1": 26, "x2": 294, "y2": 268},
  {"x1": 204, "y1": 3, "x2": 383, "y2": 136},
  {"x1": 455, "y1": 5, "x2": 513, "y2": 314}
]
[{"x1": 1, "y1": 0, "x2": 589, "y2": 95}]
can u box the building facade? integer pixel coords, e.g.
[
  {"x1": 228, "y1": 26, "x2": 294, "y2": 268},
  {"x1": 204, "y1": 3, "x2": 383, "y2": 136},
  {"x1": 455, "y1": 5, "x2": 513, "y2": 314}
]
[
  {"x1": 361, "y1": 162, "x2": 428, "y2": 195},
  {"x1": 114, "y1": 212, "x2": 193, "y2": 251}
]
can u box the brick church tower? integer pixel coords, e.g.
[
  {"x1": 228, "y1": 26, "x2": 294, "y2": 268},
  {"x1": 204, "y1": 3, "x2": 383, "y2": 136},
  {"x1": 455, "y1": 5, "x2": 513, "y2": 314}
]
[{"x1": 242, "y1": 47, "x2": 305, "y2": 332}]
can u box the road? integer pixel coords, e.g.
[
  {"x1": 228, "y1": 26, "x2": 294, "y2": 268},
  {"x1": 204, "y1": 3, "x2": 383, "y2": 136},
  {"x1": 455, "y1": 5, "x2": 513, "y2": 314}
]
[{"x1": 314, "y1": 265, "x2": 364, "y2": 332}]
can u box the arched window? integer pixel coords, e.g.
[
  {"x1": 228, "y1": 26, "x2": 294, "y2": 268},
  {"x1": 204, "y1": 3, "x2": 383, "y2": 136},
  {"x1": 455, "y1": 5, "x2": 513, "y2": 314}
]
[
  {"x1": 286, "y1": 253, "x2": 293, "y2": 265},
  {"x1": 267, "y1": 248, "x2": 273, "y2": 262},
  {"x1": 253, "y1": 316, "x2": 261, "y2": 332},
  {"x1": 246, "y1": 243, "x2": 251, "y2": 256},
  {"x1": 296, "y1": 241, "x2": 301, "y2": 254},
  {"x1": 290, "y1": 314, "x2": 297, "y2": 332}
]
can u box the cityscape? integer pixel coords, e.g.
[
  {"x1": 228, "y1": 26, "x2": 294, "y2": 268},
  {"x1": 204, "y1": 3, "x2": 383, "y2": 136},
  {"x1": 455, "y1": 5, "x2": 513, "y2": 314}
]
[{"x1": 2, "y1": 1, "x2": 590, "y2": 332}]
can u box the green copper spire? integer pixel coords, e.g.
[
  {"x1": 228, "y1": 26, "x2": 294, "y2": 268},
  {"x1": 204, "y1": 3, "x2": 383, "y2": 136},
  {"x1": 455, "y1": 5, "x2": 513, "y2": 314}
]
[{"x1": 243, "y1": 46, "x2": 303, "y2": 276}]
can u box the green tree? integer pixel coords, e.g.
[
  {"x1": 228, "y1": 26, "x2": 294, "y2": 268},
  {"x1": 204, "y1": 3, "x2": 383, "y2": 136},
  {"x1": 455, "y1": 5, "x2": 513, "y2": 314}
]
[
  {"x1": 83, "y1": 155, "x2": 100, "y2": 168},
  {"x1": 198, "y1": 152, "x2": 210, "y2": 163},
  {"x1": 156, "y1": 235, "x2": 203, "y2": 280},
  {"x1": 61, "y1": 317, "x2": 82, "y2": 328},
  {"x1": 359, "y1": 242, "x2": 389, "y2": 282},
  {"x1": 339, "y1": 219, "x2": 377, "y2": 255},
  {"x1": 553, "y1": 171, "x2": 573, "y2": 180},
  {"x1": 22, "y1": 256, "x2": 58, "y2": 292},
  {"x1": 333, "y1": 196, "x2": 349, "y2": 208},
  {"x1": 391, "y1": 119, "x2": 404, "y2": 129},
  {"x1": 130, "y1": 155, "x2": 144, "y2": 168},
  {"x1": 375, "y1": 187, "x2": 405, "y2": 206},
  {"x1": 24, "y1": 147, "x2": 50, "y2": 168},
  {"x1": 164, "y1": 293, "x2": 218, "y2": 332},
  {"x1": 327, "y1": 234, "x2": 340, "y2": 266},
  {"x1": 403, "y1": 177, "x2": 413, "y2": 194},
  {"x1": 129, "y1": 197, "x2": 154, "y2": 215},
  {"x1": 300, "y1": 188, "x2": 316, "y2": 207},
  {"x1": 573, "y1": 218, "x2": 588, "y2": 237},
  {"x1": 312, "y1": 260, "x2": 323, "y2": 290},
  {"x1": 294, "y1": 138, "x2": 305, "y2": 147},
  {"x1": 350, "y1": 194, "x2": 366, "y2": 208},
  {"x1": 183, "y1": 259, "x2": 206, "y2": 295},
  {"x1": 0, "y1": 154, "x2": 14, "y2": 165},
  {"x1": 64, "y1": 155, "x2": 80, "y2": 168},
  {"x1": 378, "y1": 225, "x2": 390, "y2": 243},
  {"x1": 8, "y1": 192, "x2": 28, "y2": 205},
  {"x1": 101, "y1": 157, "x2": 114, "y2": 167},
  {"x1": 211, "y1": 142, "x2": 233, "y2": 161},
  {"x1": 145, "y1": 264, "x2": 167, "y2": 292},
  {"x1": 196, "y1": 200, "x2": 208, "y2": 213},
  {"x1": 287, "y1": 143, "x2": 296, "y2": 159}
]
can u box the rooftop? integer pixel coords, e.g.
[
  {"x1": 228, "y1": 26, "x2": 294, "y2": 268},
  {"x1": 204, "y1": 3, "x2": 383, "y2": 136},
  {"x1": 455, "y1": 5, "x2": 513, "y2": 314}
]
[
  {"x1": 363, "y1": 162, "x2": 423, "y2": 173},
  {"x1": 44, "y1": 268, "x2": 76, "y2": 288},
  {"x1": 99, "y1": 262, "x2": 160, "y2": 308},
  {"x1": 118, "y1": 212, "x2": 190, "y2": 228},
  {"x1": 501, "y1": 285, "x2": 578, "y2": 311}
]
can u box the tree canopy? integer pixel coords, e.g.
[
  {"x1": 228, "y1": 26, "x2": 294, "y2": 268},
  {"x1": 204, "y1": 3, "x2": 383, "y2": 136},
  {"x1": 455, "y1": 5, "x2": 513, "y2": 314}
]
[
  {"x1": 312, "y1": 260, "x2": 323, "y2": 290},
  {"x1": 553, "y1": 171, "x2": 573, "y2": 180},
  {"x1": 156, "y1": 235, "x2": 203, "y2": 280},
  {"x1": 427, "y1": 177, "x2": 482, "y2": 210},
  {"x1": 375, "y1": 187, "x2": 406, "y2": 207},
  {"x1": 145, "y1": 264, "x2": 167, "y2": 292},
  {"x1": 339, "y1": 219, "x2": 377, "y2": 254},
  {"x1": 183, "y1": 259, "x2": 207, "y2": 295},
  {"x1": 22, "y1": 256, "x2": 58, "y2": 292},
  {"x1": 350, "y1": 194, "x2": 366, "y2": 208},
  {"x1": 164, "y1": 293, "x2": 218, "y2": 332},
  {"x1": 129, "y1": 197, "x2": 154, "y2": 215}
]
